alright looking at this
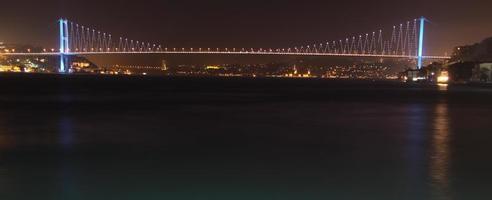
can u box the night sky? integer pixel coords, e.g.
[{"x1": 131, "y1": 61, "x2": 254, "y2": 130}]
[{"x1": 1, "y1": 0, "x2": 491, "y2": 56}]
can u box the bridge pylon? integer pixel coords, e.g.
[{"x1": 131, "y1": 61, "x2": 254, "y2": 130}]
[
  {"x1": 417, "y1": 16, "x2": 426, "y2": 70},
  {"x1": 59, "y1": 19, "x2": 69, "y2": 73}
]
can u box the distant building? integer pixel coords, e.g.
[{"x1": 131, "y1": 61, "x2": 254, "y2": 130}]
[
  {"x1": 472, "y1": 62, "x2": 492, "y2": 82},
  {"x1": 0, "y1": 42, "x2": 5, "y2": 51},
  {"x1": 403, "y1": 69, "x2": 426, "y2": 82},
  {"x1": 69, "y1": 56, "x2": 99, "y2": 73},
  {"x1": 107, "y1": 65, "x2": 164, "y2": 75}
]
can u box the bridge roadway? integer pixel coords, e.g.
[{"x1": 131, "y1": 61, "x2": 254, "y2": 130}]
[{"x1": 0, "y1": 51, "x2": 451, "y2": 60}]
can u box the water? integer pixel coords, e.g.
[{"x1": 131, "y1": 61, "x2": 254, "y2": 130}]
[{"x1": 1, "y1": 74, "x2": 492, "y2": 200}]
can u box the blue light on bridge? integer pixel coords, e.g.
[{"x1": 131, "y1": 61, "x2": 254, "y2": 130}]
[
  {"x1": 59, "y1": 19, "x2": 65, "y2": 73},
  {"x1": 59, "y1": 19, "x2": 69, "y2": 73},
  {"x1": 417, "y1": 17, "x2": 425, "y2": 69}
]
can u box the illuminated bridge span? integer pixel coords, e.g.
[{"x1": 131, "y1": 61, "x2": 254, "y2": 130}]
[
  {"x1": 1, "y1": 52, "x2": 449, "y2": 60},
  {"x1": 0, "y1": 17, "x2": 450, "y2": 73}
]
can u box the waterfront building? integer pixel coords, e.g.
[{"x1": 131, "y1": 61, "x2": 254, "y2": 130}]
[{"x1": 472, "y1": 62, "x2": 492, "y2": 82}]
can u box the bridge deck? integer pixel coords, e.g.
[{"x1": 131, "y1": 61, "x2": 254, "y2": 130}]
[{"x1": 0, "y1": 52, "x2": 451, "y2": 59}]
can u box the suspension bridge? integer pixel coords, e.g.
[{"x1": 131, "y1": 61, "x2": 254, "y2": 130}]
[{"x1": 0, "y1": 17, "x2": 450, "y2": 73}]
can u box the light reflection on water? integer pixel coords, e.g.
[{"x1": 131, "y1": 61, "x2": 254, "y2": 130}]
[
  {"x1": 2, "y1": 74, "x2": 492, "y2": 199},
  {"x1": 405, "y1": 103, "x2": 426, "y2": 188},
  {"x1": 0, "y1": 114, "x2": 9, "y2": 195},
  {"x1": 430, "y1": 102, "x2": 452, "y2": 200},
  {"x1": 58, "y1": 115, "x2": 74, "y2": 151},
  {"x1": 437, "y1": 84, "x2": 449, "y2": 91},
  {"x1": 0, "y1": 100, "x2": 458, "y2": 199},
  {"x1": 0, "y1": 114, "x2": 14, "y2": 151}
]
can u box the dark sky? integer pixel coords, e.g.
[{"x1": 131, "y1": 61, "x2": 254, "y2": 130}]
[{"x1": 1, "y1": 0, "x2": 491, "y2": 56}]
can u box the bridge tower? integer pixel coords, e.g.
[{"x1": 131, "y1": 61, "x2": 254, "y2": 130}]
[
  {"x1": 59, "y1": 19, "x2": 69, "y2": 73},
  {"x1": 417, "y1": 17, "x2": 426, "y2": 69}
]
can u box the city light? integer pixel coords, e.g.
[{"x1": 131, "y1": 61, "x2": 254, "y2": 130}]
[{"x1": 438, "y1": 71, "x2": 450, "y2": 83}]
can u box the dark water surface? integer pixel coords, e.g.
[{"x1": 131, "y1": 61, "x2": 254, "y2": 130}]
[{"x1": 1, "y1": 74, "x2": 492, "y2": 200}]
